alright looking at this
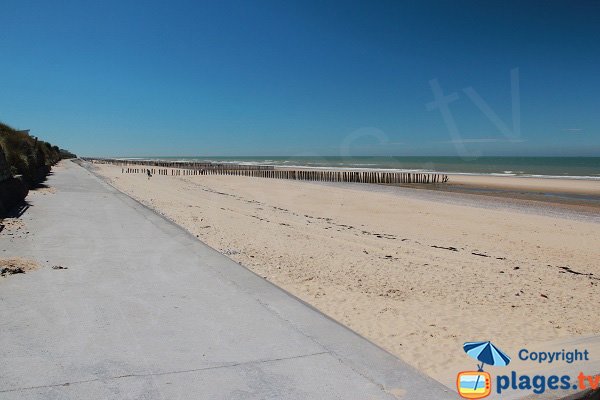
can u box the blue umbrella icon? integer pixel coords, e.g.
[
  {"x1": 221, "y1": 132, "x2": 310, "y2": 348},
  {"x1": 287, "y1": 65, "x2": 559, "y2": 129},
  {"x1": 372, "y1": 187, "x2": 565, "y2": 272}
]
[
  {"x1": 463, "y1": 341, "x2": 511, "y2": 391},
  {"x1": 464, "y1": 341, "x2": 511, "y2": 370}
]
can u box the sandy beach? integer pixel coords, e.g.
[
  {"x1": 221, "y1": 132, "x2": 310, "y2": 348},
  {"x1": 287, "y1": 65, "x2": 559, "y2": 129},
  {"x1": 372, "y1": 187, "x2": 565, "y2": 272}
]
[{"x1": 92, "y1": 162, "x2": 600, "y2": 384}]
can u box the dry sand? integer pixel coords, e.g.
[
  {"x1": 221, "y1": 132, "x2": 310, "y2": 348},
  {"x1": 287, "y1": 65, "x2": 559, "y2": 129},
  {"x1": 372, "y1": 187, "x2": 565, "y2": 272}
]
[
  {"x1": 0, "y1": 257, "x2": 40, "y2": 277},
  {"x1": 93, "y1": 163, "x2": 600, "y2": 385}
]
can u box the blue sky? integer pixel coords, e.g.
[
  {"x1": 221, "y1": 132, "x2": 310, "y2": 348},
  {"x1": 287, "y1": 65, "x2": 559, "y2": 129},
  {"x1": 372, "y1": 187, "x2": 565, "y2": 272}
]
[{"x1": 1, "y1": 0, "x2": 599, "y2": 157}]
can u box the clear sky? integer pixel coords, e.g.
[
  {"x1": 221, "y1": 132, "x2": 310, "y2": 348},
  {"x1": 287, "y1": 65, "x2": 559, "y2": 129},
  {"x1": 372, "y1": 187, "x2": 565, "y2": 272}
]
[{"x1": 1, "y1": 1, "x2": 599, "y2": 157}]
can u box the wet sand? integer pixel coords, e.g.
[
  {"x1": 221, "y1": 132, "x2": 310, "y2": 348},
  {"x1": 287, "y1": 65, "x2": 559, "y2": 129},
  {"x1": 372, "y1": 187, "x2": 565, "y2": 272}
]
[{"x1": 440, "y1": 174, "x2": 600, "y2": 209}]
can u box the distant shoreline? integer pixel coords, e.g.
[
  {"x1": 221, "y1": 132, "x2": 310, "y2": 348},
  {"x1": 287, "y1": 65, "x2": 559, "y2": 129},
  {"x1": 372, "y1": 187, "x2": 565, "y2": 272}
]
[
  {"x1": 433, "y1": 173, "x2": 600, "y2": 210},
  {"x1": 103, "y1": 156, "x2": 600, "y2": 181},
  {"x1": 86, "y1": 156, "x2": 600, "y2": 209},
  {"x1": 279, "y1": 167, "x2": 600, "y2": 208}
]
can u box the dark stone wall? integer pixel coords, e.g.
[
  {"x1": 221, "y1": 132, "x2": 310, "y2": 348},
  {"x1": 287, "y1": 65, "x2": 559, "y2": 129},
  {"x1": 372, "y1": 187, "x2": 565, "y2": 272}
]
[
  {"x1": 0, "y1": 176, "x2": 29, "y2": 216},
  {"x1": 0, "y1": 145, "x2": 10, "y2": 182},
  {"x1": 0, "y1": 144, "x2": 52, "y2": 216}
]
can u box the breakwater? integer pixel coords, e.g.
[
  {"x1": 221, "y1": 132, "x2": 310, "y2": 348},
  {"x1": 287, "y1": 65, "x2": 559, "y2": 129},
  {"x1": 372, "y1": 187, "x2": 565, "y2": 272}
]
[{"x1": 84, "y1": 158, "x2": 449, "y2": 184}]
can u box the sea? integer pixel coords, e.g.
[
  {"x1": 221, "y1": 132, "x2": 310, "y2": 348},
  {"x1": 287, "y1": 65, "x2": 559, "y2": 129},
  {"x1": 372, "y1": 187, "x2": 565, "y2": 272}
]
[{"x1": 122, "y1": 156, "x2": 600, "y2": 180}]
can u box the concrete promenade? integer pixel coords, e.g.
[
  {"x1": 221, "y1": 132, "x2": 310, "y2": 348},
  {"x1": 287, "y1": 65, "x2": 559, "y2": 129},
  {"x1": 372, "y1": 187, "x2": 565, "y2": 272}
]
[{"x1": 0, "y1": 161, "x2": 454, "y2": 399}]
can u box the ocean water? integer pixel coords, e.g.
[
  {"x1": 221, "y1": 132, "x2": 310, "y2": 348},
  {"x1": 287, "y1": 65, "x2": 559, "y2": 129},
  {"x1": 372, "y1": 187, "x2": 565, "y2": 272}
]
[{"x1": 128, "y1": 156, "x2": 600, "y2": 180}]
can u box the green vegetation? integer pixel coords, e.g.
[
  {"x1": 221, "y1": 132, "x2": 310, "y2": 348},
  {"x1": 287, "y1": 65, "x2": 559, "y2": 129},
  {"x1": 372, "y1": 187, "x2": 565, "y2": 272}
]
[{"x1": 0, "y1": 122, "x2": 75, "y2": 184}]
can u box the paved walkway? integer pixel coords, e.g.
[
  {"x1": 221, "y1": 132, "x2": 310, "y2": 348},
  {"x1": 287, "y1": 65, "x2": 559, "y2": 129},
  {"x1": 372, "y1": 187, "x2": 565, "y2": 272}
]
[{"x1": 0, "y1": 161, "x2": 454, "y2": 399}]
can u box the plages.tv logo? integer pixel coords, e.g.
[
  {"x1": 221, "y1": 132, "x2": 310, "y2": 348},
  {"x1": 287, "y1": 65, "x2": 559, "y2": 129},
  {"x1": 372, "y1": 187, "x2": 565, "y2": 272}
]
[{"x1": 457, "y1": 341, "x2": 511, "y2": 399}]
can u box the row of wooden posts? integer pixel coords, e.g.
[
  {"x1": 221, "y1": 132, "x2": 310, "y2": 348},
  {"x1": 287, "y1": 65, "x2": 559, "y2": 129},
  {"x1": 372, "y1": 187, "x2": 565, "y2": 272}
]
[
  {"x1": 88, "y1": 158, "x2": 273, "y2": 171},
  {"x1": 122, "y1": 168, "x2": 189, "y2": 176},
  {"x1": 119, "y1": 165, "x2": 448, "y2": 184}
]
